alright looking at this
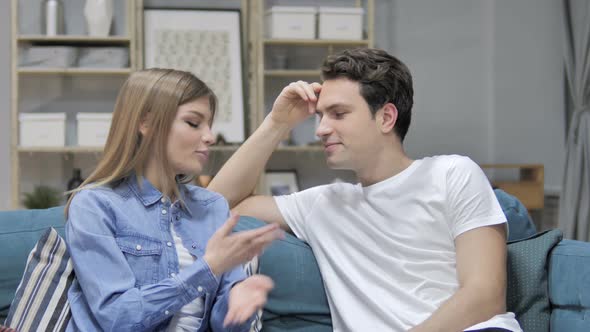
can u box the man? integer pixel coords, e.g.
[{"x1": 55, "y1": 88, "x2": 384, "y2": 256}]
[{"x1": 209, "y1": 48, "x2": 521, "y2": 331}]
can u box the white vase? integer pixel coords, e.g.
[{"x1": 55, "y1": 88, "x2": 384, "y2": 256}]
[{"x1": 84, "y1": 0, "x2": 113, "y2": 37}]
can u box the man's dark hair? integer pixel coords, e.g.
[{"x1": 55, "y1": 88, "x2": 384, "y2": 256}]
[{"x1": 321, "y1": 48, "x2": 414, "y2": 142}]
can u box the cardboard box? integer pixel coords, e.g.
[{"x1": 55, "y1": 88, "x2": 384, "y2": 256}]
[
  {"x1": 265, "y1": 6, "x2": 317, "y2": 39},
  {"x1": 76, "y1": 112, "x2": 112, "y2": 146},
  {"x1": 19, "y1": 113, "x2": 66, "y2": 147},
  {"x1": 318, "y1": 7, "x2": 364, "y2": 40}
]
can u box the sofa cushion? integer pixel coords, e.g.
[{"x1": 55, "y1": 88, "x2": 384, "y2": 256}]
[
  {"x1": 494, "y1": 189, "x2": 537, "y2": 241},
  {"x1": 0, "y1": 207, "x2": 66, "y2": 321},
  {"x1": 5, "y1": 227, "x2": 73, "y2": 331},
  {"x1": 235, "y1": 217, "x2": 332, "y2": 331},
  {"x1": 548, "y1": 239, "x2": 590, "y2": 332},
  {"x1": 506, "y1": 229, "x2": 563, "y2": 332}
]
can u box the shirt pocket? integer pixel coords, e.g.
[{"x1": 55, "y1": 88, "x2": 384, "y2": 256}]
[{"x1": 116, "y1": 232, "x2": 163, "y2": 286}]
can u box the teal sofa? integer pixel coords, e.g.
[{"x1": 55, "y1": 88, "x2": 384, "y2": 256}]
[{"x1": 1, "y1": 190, "x2": 589, "y2": 331}]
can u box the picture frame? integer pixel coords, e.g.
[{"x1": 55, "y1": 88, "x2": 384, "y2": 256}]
[
  {"x1": 264, "y1": 170, "x2": 300, "y2": 196},
  {"x1": 143, "y1": 8, "x2": 246, "y2": 142}
]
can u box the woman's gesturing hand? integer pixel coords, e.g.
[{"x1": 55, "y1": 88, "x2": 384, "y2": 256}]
[
  {"x1": 203, "y1": 214, "x2": 284, "y2": 276},
  {"x1": 224, "y1": 275, "x2": 274, "y2": 327}
]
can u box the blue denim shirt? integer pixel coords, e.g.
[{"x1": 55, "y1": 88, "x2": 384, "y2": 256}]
[{"x1": 65, "y1": 176, "x2": 250, "y2": 332}]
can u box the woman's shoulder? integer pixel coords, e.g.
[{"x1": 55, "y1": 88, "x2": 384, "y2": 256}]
[{"x1": 182, "y1": 184, "x2": 227, "y2": 206}]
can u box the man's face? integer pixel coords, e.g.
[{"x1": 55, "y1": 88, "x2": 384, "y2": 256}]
[{"x1": 315, "y1": 78, "x2": 382, "y2": 171}]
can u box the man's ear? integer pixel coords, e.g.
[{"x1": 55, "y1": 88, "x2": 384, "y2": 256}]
[{"x1": 378, "y1": 103, "x2": 398, "y2": 134}]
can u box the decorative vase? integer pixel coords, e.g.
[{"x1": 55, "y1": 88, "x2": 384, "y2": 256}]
[{"x1": 84, "y1": 0, "x2": 113, "y2": 37}]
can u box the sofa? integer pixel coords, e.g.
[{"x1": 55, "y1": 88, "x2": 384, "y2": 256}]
[{"x1": 1, "y1": 190, "x2": 589, "y2": 332}]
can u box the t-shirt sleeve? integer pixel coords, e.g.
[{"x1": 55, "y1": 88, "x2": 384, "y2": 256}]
[
  {"x1": 445, "y1": 156, "x2": 507, "y2": 238},
  {"x1": 273, "y1": 185, "x2": 327, "y2": 242}
]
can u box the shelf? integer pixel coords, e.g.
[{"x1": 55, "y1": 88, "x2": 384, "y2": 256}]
[
  {"x1": 18, "y1": 68, "x2": 132, "y2": 75},
  {"x1": 18, "y1": 146, "x2": 239, "y2": 154},
  {"x1": 264, "y1": 39, "x2": 371, "y2": 46},
  {"x1": 17, "y1": 35, "x2": 131, "y2": 44},
  {"x1": 18, "y1": 146, "x2": 104, "y2": 153},
  {"x1": 265, "y1": 70, "x2": 321, "y2": 77},
  {"x1": 480, "y1": 164, "x2": 544, "y2": 210}
]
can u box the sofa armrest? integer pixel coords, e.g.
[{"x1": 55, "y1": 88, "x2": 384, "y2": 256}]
[{"x1": 549, "y1": 239, "x2": 590, "y2": 332}]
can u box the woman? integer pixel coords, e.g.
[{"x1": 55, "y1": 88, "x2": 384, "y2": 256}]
[{"x1": 65, "y1": 69, "x2": 283, "y2": 331}]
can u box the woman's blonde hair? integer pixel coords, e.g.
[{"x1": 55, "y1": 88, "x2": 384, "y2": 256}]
[{"x1": 65, "y1": 68, "x2": 217, "y2": 216}]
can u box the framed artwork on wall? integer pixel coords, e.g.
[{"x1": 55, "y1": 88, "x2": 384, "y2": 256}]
[
  {"x1": 143, "y1": 8, "x2": 246, "y2": 142},
  {"x1": 263, "y1": 170, "x2": 300, "y2": 196}
]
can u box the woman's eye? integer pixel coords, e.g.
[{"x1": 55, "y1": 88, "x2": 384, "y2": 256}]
[{"x1": 186, "y1": 121, "x2": 200, "y2": 128}]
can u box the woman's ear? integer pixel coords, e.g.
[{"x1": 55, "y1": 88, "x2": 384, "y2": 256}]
[
  {"x1": 378, "y1": 103, "x2": 398, "y2": 134},
  {"x1": 139, "y1": 117, "x2": 149, "y2": 137}
]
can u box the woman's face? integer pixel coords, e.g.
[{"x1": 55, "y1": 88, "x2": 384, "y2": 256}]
[{"x1": 166, "y1": 97, "x2": 215, "y2": 176}]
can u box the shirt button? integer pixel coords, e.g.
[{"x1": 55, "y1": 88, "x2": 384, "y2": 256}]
[
  {"x1": 161, "y1": 197, "x2": 167, "y2": 203},
  {"x1": 166, "y1": 242, "x2": 172, "y2": 247},
  {"x1": 161, "y1": 209, "x2": 167, "y2": 215},
  {"x1": 135, "y1": 245, "x2": 142, "y2": 251},
  {"x1": 197, "y1": 286, "x2": 203, "y2": 292},
  {"x1": 164, "y1": 310, "x2": 170, "y2": 315},
  {"x1": 191, "y1": 244, "x2": 197, "y2": 249},
  {"x1": 170, "y1": 273, "x2": 176, "y2": 277}
]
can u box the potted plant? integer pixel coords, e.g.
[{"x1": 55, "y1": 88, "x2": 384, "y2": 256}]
[{"x1": 22, "y1": 185, "x2": 62, "y2": 209}]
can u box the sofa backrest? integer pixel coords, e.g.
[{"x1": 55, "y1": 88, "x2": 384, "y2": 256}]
[{"x1": 0, "y1": 206, "x2": 66, "y2": 321}]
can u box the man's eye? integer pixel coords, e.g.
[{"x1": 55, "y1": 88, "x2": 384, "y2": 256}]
[
  {"x1": 334, "y1": 112, "x2": 345, "y2": 118},
  {"x1": 186, "y1": 121, "x2": 200, "y2": 128}
]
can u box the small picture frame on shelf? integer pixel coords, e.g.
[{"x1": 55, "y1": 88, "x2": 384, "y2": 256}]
[
  {"x1": 264, "y1": 170, "x2": 300, "y2": 196},
  {"x1": 143, "y1": 8, "x2": 246, "y2": 143}
]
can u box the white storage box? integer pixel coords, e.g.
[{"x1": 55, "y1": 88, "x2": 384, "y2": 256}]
[
  {"x1": 318, "y1": 7, "x2": 364, "y2": 40},
  {"x1": 19, "y1": 46, "x2": 78, "y2": 67},
  {"x1": 77, "y1": 113, "x2": 112, "y2": 146},
  {"x1": 77, "y1": 47, "x2": 129, "y2": 68},
  {"x1": 19, "y1": 113, "x2": 66, "y2": 147},
  {"x1": 265, "y1": 6, "x2": 317, "y2": 39}
]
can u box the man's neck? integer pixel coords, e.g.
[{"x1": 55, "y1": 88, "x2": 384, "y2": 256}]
[{"x1": 356, "y1": 145, "x2": 414, "y2": 187}]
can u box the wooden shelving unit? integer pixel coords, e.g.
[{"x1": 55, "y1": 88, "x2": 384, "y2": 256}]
[{"x1": 10, "y1": 0, "x2": 140, "y2": 208}]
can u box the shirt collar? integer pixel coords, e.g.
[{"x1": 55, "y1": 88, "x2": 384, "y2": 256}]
[{"x1": 126, "y1": 174, "x2": 194, "y2": 217}]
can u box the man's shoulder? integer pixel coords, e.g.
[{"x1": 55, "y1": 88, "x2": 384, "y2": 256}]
[{"x1": 421, "y1": 154, "x2": 479, "y2": 173}]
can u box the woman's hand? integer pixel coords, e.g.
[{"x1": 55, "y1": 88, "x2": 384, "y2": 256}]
[
  {"x1": 269, "y1": 81, "x2": 322, "y2": 129},
  {"x1": 203, "y1": 214, "x2": 284, "y2": 276},
  {"x1": 224, "y1": 275, "x2": 274, "y2": 327}
]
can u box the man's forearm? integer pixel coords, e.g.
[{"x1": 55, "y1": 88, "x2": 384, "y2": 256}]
[
  {"x1": 208, "y1": 116, "x2": 290, "y2": 207},
  {"x1": 410, "y1": 286, "x2": 505, "y2": 332}
]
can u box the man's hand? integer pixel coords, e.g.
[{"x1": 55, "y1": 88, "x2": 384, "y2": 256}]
[
  {"x1": 224, "y1": 275, "x2": 274, "y2": 327},
  {"x1": 269, "y1": 81, "x2": 322, "y2": 129},
  {"x1": 203, "y1": 214, "x2": 284, "y2": 276}
]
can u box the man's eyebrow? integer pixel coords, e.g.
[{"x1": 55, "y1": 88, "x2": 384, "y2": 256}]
[{"x1": 316, "y1": 103, "x2": 351, "y2": 113}]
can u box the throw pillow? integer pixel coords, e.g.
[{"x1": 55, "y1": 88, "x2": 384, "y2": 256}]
[
  {"x1": 243, "y1": 255, "x2": 263, "y2": 332},
  {"x1": 506, "y1": 229, "x2": 563, "y2": 332},
  {"x1": 4, "y1": 227, "x2": 73, "y2": 332}
]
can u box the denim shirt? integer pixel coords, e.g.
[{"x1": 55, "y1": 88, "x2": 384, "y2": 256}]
[{"x1": 65, "y1": 176, "x2": 251, "y2": 332}]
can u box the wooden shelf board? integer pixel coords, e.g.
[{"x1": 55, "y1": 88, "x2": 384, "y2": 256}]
[
  {"x1": 18, "y1": 146, "x2": 239, "y2": 153},
  {"x1": 18, "y1": 68, "x2": 132, "y2": 75},
  {"x1": 264, "y1": 39, "x2": 370, "y2": 46},
  {"x1": 265, "y1": 70, "x2": 321, "y2": 77},
  {"x1": 18, "y1": 35, "x2": 131, "y2": 44}
]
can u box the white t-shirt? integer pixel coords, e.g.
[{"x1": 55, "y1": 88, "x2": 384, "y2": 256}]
[{"x1": 274, "y1": 155, "x2": 522, "y2": 332}]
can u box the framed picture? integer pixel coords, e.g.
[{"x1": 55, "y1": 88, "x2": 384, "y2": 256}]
[
  {"x1": 143, "y1": 8, "x2": 246, "y2": 142},
  {"x1": 264, "y1": 171, "x2": 300, "y2": 196}
]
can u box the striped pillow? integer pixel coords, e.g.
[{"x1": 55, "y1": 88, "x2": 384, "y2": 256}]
[
  {"x1": 5, "y1": 228, "x2": 73, "y2": 332},
  {"x1": 244, "y1": 256, "x2": 263, "y2": 332}
]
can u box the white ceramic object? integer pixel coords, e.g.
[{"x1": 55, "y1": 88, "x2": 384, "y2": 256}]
[{"x1": 84, "y1": 0, "x2": 113, "y2": 37}]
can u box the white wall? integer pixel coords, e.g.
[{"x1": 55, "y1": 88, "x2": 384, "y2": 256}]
[
  {"x1": 389, "y1": 0, "x2": 564, "y2": 191},
  {"x1": 492, "y1": 0, "x2": 564, "y2": 192}
]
